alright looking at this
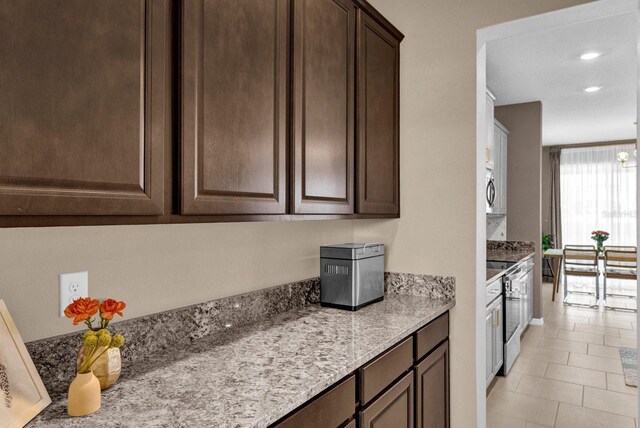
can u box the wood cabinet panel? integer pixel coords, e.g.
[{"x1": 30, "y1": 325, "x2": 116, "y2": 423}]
[
  {"x1": 0, "y1": 0, "x2": 167, "y2": 215},
  {"x1": 359, "y1": 337, "x2": 413, "y2": 405},
  {"x1": 292, "y1": 0, "x2": 355, "y2": 214},
  {"x1": 182, "y1": 0, "x2": 288, "y2": 214},
  {"x1": 356, "y1": 11, "x2": 399, "y2": 215},
  {"x1": 415, "y1": 312, "x2": 449, "y2": 361},
  {"x1": 274, "y1": 375, "x2": 356, "y2": 428},
  {"x1": 359, "y1": 371, "x2": 413, "y2": 428},
  {"x1": 486, "y1": 309, "x2": 495, "y2": 387},
  {"x1": 415, "y1": 341, "x2": 449, "y2": 428}
]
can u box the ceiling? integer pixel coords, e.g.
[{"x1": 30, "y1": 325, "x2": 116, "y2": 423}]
[{"x1": 487, "y1": 11, "x2": 638, "y2": 146}]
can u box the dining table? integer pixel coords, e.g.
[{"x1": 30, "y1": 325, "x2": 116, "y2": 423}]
[{"x1": 543, "y1": 249, "x2": 564, "y2": 301}]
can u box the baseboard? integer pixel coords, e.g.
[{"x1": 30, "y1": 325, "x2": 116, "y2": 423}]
[{"x1": 530, "y1": 318, "x2": 544, "y2": 326}]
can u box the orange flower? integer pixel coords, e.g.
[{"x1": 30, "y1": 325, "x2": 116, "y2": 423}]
[
  {"x1": 64, "y1": 297, "x2": 99, "y2": 325},
  {"x1": 99, "y1": 299, "x2": 126, "y2": 321}
]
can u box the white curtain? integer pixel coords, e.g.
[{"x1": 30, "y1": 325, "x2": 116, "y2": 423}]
[{"x1": 560, "y1": 144, "x2": 637, "y2": 247}]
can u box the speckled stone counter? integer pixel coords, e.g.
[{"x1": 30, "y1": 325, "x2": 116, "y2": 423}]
[
  {"x1": 486, "y1": 268, "x2": 505, "y2": 283},
  {"x1": 27, "y1": 275, "x2": 454, "y2": 428},
  {"x1": 487, "y1": 240, "x2": 535, "y2": 264}
]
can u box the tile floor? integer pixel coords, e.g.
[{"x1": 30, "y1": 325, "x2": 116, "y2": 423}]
[{"x1": 487, "y1": 282, "x2": 638, "y2": 428}]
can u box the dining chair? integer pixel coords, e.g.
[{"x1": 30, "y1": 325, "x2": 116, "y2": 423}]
[
  {"x1": 563, "y1": 245, "x2": 599, "y2": 307},
  {"x1": 603, "y1": 246, "x2": 637, "y2": 311}
]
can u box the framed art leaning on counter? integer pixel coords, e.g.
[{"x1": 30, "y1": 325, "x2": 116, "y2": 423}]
[{"x1": 0, "y1": 300, "x2": 51, "y2": 428}]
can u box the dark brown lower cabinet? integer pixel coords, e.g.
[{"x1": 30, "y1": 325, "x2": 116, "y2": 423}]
[
  {"x1": 415, "y1": 341, "x2": 450, "y2": 428},
  {"x1": 274, "y1": 375, "x2": 356, "y2": 428},
  {"x1": 270, "y1": 312, "x2": 449, "y2": 428},
  {"x1": 359, "y1": 371, "x2": 414, "y2": 428}
]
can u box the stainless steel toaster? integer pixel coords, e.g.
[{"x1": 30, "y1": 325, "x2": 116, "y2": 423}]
[{"x1": 320, "y1": 243, "x2": 385, "y2": 311}]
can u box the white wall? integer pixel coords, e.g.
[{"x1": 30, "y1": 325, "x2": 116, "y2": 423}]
[{"x1": 487, "y1": 216, "x2": 507, "y2": 240}]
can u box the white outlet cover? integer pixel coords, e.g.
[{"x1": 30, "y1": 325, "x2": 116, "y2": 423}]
[{"x1": 59, "y1": 271, "x2": 89, "y2": 317}]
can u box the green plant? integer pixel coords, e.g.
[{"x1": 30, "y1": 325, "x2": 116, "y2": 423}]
[{"x1": 542, "y1": 234, "x2": 552, "y2": 252}]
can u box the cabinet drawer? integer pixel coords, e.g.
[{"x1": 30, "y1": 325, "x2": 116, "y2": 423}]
[
  {"x1": 359, "y1": 371, "x2": 414, "y2": 428},
  {"x1": 358, "y1": 337, "x2": 413, "y2": 405},
  {"x1": 274, "y1": 375, "x2": 356, "y2": 428},
  {"x1": 415, "y1": 312, "x2": 449, "y2": 361}
]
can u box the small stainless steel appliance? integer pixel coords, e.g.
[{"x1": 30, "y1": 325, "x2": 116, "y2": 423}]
[
  {"x1": 486, "y1": 168, "x2": 496, "y2": 214},
  {"x1": 320, "y1": 243, "x2": 384, "y2": 310}
]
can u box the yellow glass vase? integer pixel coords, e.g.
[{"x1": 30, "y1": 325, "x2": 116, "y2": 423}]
[{"x1": 76, "y1": 346, "x2": 121, "y2": 390}]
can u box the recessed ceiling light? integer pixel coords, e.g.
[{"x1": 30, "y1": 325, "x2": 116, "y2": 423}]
[
  {"x1": 584, "y1": 86, "x2": 602, "y2": 93},
  {"x1": 580, "y1": 52, "x2": 601, "y2": 60}
]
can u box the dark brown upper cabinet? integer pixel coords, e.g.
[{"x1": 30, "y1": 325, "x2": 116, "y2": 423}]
[
  {"x1": 181, "y1": 0, "x2": 289, "y2": 215},
  {"x1": 292, "y1": 0, "x2": 356, "y2": 214},
  {"x1": 356, "y1": 9, "x2": 400, "y2": 215},
  {"x1": 0, "y1": 0, "x2": 167, "y2": 215}
]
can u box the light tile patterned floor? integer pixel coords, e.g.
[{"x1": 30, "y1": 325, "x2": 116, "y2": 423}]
[{"x1": 487, "y1": 282, "x2": 638, "y2": 428}]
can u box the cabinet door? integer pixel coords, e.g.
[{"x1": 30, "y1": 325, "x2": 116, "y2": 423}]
[
  {"x1": 292, "y1": 0, "x2": 355, "y2": 214},
  {"x1": 493, "y1": 129, "x2": 503, "y2": 213},
  {"x1": 486, "y1": 310, "x2": 494, "y2": 387},
  {"x1": 520, "y1": 276, "x2": 528, "y2": 329},
  {"x1": 486, "y1": 93, "x2": 495, "y2": 167},
  {"x1": 356, "y1": 10, "x2": 399, "y2": 215},
  {"x1": 360, "y1": 371, "x2": 413, "y2": 428},
  {"x1": 493, "y1": 301, "x2": 504, "y2": 374},
  {"x1": 527, "y1": 270, "x2": 534, "y2": 323},
  {"x1": 500, "y1": 130, "x2": 508, "y2": 214},
  {"x1": 492, "y1": 124, "x2": 508, "y2": 215},
  {"x1": 415, "y1": 341, "x2": 449, "y2": 428},
  {"x1": 182, "y1": 0, "x2": 288, "y2": 214},
  {"x1": 0, "y1": 0, "x2": 167, "y2": 215}
]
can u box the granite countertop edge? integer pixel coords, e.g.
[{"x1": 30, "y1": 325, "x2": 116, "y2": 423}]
[
  {"x1": 30, "y1": 295, "x2": 455, "y2": 428},
  {"x1": 486, "y1": 268, "x2": 506, "y2": 284},
  {"x1": 485, "y1": 251, "x2": 536, "y2": 283},
  {"x1": 260, "y1": 299, "x2": 455, "y2": 426}
]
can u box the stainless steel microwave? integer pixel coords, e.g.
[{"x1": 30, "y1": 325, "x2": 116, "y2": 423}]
[{"x1": 486, "y1": 169, "x2": 496, "y2": 214}]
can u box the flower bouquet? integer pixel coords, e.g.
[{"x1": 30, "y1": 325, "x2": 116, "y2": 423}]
[
  {"x1": 64, "y1": 297, "x2": 126, "y2": 417},
  {"x1": 591, "y1": 230, "x2": 609, "y2": 254}
]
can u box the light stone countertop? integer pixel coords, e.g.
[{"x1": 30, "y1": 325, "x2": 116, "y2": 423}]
[
  {"x1": 29, "y1": 294, "x2": 453, "y2": 428},
  {"x1": 486, "y1": 268, "x2": 505, "y2": 283}
]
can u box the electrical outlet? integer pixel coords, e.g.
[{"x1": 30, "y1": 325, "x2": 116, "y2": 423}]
[{"x1": 59, "y1": 271, "x2": 89, "y2": 317}]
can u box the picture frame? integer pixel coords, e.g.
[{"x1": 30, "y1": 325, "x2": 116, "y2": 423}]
[{"x1": 0, "y1": 300, "x2": 51, "y2": 428}]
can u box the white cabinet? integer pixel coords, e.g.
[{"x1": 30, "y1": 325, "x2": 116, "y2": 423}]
[
  {"x1": 485, "y1": 309, "x2": 494, "y2": 386},
  {"x1": 493, "y1": 120, "x2": 509, "y2": 215},
  {"x1": 486, "y1": 278, "x2": 504, "y2": 388},
  {"x1": 486, "y1": 89, "x2": 496, "y2": 168},
  {"x1": 521, "y1": 265, "x2": 534, "y2": 327}
]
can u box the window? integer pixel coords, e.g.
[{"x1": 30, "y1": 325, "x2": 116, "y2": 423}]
[{"x1": 560, "y1": 144, "x2": 637, "y2": 247}]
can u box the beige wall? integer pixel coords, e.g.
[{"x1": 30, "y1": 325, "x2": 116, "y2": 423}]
[
  {"x1": 0, "y1": 1, "x2": 590, "y2": 427},
  {"x1": 495, "y1": 102, "x2": 543, "y2": 318},
  {"x1": 358, "y1": 2, "x2": 586, "y2": 425},
  {"x1": 0, "y1": 220, "x2": 354, "y2": 342}
]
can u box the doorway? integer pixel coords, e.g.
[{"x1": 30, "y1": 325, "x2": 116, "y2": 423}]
[{"x1": 476, "y1": 1, "x2": 640, "y2": 427}]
